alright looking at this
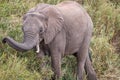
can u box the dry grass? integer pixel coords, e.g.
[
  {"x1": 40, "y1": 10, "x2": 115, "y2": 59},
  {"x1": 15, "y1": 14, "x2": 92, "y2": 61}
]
[{"x1": 0, "y1": 0, "x2": 120, "y2": 80}]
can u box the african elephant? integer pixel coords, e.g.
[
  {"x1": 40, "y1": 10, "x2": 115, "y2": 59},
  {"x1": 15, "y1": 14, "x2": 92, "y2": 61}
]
[{"x1": 2, "y1": 1, "x2": 97, "y2": 80}]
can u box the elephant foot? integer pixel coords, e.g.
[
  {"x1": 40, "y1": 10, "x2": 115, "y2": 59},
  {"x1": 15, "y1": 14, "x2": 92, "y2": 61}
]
[
  {"x1": 51, "y1": 74, "x2": 62, "y2": 80},
  {"x1": 87, "y1": 73, "x2": 97, "y2": 80}
]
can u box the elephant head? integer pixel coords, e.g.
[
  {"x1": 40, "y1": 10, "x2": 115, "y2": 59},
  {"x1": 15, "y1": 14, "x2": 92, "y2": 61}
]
[{"x1": 2, "y1": 6, "x2": 64, "y2": 52}]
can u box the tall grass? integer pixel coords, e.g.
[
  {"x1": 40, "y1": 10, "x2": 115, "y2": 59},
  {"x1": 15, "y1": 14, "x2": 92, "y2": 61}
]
[
  {"x1": 84, "y1": 0, "x2": 120, "y2": 79},
  {"x1": 0, "y1": 0, "x2": 120, "y2": 80}
]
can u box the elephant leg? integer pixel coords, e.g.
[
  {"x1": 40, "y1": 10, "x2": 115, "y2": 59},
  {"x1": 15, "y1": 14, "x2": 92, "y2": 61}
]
[
  {"x1": 36, "y1": 50, "x2": 46, "y2": 69},
  {"x1": 76, "y1": 38, "x2": 91, "y2": 80},
  {"x1": 76, "y1": 48, "x2": 88, "y2": 80},
  {"x1": 49, "y1": 30, "x2": 65, "y2": 80},
  {"x1": 37, "y1": 50, "x2": 50, "y2": 80},
  {"x1": 50, "y1": 41, "x2": 65, "y2": 80},
  {"x1": 84, "y1": 54, "x2": 97, "y2": 80},
  {"x1": 51, "y1": 50, "x2": 62, "y2": 80}
]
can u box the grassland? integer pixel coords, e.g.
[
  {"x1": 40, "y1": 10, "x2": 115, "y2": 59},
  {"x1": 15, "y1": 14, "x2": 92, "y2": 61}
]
[{"x1": 0, "y1": 0, "x2": 120, "y2": 80}]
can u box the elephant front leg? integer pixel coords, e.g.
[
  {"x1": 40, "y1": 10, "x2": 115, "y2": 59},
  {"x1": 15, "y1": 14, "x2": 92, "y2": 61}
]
[
  {"x1": 36, "y1": 47, "x2": 46, "y2": 69},
  {"x1": 37, "y1": 50, "x2": 49, "y2": 80},
  {"x1": 51, "y1": 50, "x2": 62, "y2": 80},
  {"x1": 49, "y1": 30, "x2": 65, "y2": 80}
]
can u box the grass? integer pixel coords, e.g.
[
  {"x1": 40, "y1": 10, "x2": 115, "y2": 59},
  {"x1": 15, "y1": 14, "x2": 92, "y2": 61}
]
[{"x1": 0, "y1": 0, "x2": 120, "y2": 80}]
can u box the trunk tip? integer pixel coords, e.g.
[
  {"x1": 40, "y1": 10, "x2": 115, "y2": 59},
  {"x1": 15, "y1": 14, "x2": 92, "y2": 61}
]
[
  {"x1": 2, "y1": 37, "x2": 10, "y2": 44},
  {"x1": 2, "y1": 37, "x2": 7, "y2": 44}
]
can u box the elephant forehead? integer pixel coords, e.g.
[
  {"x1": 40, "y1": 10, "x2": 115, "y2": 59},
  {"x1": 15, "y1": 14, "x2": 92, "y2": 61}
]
[
  {"x1": 23, "y1": 16, "x2": 43, "y2": 27},
  {"x1": 23, "y1": 21, "x2": 41, "y2": 33}
]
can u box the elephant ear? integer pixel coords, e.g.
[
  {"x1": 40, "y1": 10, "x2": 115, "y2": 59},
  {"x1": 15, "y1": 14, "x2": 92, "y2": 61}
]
[{"x1": 43, "y1": 6, "x2": 64, "y2": 44}]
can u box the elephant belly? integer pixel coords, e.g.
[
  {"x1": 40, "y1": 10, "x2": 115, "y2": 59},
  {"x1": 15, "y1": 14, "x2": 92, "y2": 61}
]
[{"x1": 64, "y1": 32, "x2": 85, "y2": 55}]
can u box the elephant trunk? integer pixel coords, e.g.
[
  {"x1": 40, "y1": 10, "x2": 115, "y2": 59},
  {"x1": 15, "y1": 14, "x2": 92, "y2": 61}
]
[{"x1": 2, "y1": 32, "x2": 39, "y2": 52}]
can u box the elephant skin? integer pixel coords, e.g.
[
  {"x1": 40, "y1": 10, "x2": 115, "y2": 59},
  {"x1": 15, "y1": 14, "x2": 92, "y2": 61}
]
[{"x1": 2, "y1": 1, "x2": 97, "y2": 80}]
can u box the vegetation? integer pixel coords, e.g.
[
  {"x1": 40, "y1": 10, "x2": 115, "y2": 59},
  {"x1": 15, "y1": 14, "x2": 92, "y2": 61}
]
[{"x1": 0, "y1": 0, "x2": 120, "y2": 80}]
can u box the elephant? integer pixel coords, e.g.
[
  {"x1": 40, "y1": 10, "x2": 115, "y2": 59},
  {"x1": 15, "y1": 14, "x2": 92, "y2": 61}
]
[{"x1": 2, "y1": 1, "x2": 97, "y2": 80}]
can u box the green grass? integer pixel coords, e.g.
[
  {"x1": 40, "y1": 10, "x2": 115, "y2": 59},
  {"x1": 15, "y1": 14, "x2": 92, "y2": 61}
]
[{"x1": 0, "y1": 0, "x2": 120, "y2": 80}]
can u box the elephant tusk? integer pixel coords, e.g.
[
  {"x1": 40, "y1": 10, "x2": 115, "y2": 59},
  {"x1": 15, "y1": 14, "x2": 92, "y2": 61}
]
[{"x1": 36, "y1": 44, "x2": 40, "y2": 53}]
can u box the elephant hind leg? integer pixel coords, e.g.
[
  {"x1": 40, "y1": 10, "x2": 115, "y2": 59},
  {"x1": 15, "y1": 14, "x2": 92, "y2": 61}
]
[
  {"x1": 76, "y1": 33, "x2": 93, "y2": 80},
  {"x1": 76, "y1": 46, "x2": 97, "y2": 80},
  {"x1": 84, "y1": 55, "x2": 97, "y2": 80},
  {"x1": 76, "y1": 45, "x2": 89, "y2": 79}
]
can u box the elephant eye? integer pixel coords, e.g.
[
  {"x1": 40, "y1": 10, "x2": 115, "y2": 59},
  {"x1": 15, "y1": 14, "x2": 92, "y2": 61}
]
[{"x1": 39, "y1": 27, "x2": 43, "y2": 33}]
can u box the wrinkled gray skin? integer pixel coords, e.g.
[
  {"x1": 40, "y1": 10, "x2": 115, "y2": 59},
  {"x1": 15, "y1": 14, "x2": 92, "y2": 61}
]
[{"x1": 2, "y1": 1, "x2": 97, "y2": 80}]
